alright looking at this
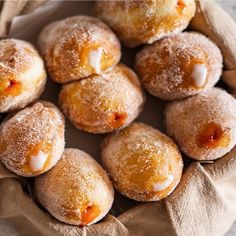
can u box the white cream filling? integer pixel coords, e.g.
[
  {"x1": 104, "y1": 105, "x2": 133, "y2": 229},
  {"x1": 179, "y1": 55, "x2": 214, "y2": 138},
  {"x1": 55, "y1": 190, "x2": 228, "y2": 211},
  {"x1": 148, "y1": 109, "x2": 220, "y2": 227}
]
[
  {"x1": 29, "y1": 151, "x2": 48, "y2": 172},
  {"x1": 153, "y1": 175, "x2": 174, "y2": 192},
  {"x1": 191, "y1": 64, "x2": 208, "y2": 87},
  {"x1": 88, "y1": 47, "x2": 103, "y2": 74}
]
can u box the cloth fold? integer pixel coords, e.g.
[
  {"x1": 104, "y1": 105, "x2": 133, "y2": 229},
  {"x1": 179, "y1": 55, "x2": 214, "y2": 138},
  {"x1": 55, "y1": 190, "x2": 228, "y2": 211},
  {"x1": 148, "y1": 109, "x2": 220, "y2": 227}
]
[{"x1": 0, "y1": 0, "x2": 46, "y2": 37}]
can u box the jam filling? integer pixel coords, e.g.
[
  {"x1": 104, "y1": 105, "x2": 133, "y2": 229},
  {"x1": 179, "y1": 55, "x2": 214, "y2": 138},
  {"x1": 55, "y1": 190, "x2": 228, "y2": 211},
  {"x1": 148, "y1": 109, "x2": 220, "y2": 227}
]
[
  {"x1": 197, "y1": 122, "x2": 230, "y2": 148},
  {"x1": 108, "y1": 112, "x2": 127, "y2": 129},
  {"x1": 63, "y1": 204, "x2": 100, "y2": 226},
  {"x1": 80, "y1": 205, "x2": 100, "y2": 226},
  {"x1": 0, "y1": 79, "x2": 22, "y2": 96},
  {"x1": 176, "y1": 0, "x2": 186, "y2": 14}
]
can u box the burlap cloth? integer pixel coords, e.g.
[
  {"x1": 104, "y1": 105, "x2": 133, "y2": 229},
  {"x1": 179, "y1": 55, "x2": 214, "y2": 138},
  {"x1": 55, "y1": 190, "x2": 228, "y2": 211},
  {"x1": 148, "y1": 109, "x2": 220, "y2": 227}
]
[{"x1": 1, "y1": 1, "x2": 236, "y2": 235}]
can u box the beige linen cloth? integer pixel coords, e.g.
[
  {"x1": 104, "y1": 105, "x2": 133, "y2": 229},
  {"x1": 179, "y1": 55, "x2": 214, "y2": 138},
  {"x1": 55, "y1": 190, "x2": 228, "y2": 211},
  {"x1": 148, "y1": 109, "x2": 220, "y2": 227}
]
[{"x1": 1, "y1": 0, "x2": 236, "y2": 235}]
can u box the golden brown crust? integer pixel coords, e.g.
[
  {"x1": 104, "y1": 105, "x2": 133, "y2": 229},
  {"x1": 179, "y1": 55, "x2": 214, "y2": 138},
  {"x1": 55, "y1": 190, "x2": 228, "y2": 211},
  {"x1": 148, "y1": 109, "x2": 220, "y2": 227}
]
[
  {"x1": 165, "y1": 88, "x2": 236, "y2": 160},
  {"x1": 95, "y1": 0, "x2": 196, "y2": 47},
  {"x1": 0, "y1": 39, "x2": 47, "y2": 113},
  {"x1": 135, "y1": 32, "x2": 223, "y2": 100},
  {"x1": 38, "y1": 15, "x2": 121, "y2": 83},
  {"x1": 34, "y1": 148, "x2": 114, "y2": 226},
  {"x1": 101, "y1": 122, "x2": 183, "y2": 201},
  {"x1": 59, "y1": 64, "x2": 145, "y2": 133},
  {"x1": 0, "y1": 101, "x2": 65, "y2": 177}
]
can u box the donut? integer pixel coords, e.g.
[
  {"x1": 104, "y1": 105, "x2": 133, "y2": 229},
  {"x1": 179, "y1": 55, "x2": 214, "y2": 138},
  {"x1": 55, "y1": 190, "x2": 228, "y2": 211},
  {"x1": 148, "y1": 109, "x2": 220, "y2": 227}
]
[
  {"x1": 165, "y1": 88, "x2": 236, "y2": 160},
  {"x1": 95, "y1": 0, "x2": 196, "y2": 47},
  {"x1": 101, "y1": 122, "x2": 183, "y2": 201},
  {"x1": 38, "y1": 15, "x2": 121, "y2": 84},
  {"x1": 34, "y1": 148, "x2": 114, "y2": 226},
  {"x1": 0, "y1": 101, "x2": 65, "y2": 177},
  {"x1": 135, "y1": 32, "x2": 223, "y2": 100},
  {"x1": 0, "y1": 39, "x2": 46, "y2": 113},
  {"x1": 59, "y1": 64, "x2": 145, "y2": 133}
]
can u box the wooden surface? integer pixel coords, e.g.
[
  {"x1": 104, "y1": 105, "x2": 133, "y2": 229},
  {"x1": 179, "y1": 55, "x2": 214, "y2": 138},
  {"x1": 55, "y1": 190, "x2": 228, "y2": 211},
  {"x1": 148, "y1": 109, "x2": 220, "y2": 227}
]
[{"x1": 1, "y1": 1, "x2": 236, "y2": 236}]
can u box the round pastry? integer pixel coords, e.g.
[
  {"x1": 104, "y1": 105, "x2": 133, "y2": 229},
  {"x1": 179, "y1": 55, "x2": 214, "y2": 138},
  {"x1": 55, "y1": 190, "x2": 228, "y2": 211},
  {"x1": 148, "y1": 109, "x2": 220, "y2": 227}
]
[
  {"x1": 95, "y1": 0, "x2": 196, "y2": 47},
  {"x1": 38, "y1": 15, "x2": 121, "y2": 84},
  {"x1": 0, "y1": 39, "x2": 46, "y2": 113},
  {"x1": 135, "y1": 32, "x2": 223, "y2": 100},
  {"x1": 34, "y1": 148, "x2": 114, "y2": 226},
  {"x1": 101, "y1": 122, "x2": 183, "y2": 201},
  {"x1": 165, "y1": 88, "x2": 236, "y2": 160},
  {"x1": 59, "y1": 64, "x2": 145, "y2": 133},
  {"x1": 0, "y1": 101, "x2": 65, "y2": 177}
]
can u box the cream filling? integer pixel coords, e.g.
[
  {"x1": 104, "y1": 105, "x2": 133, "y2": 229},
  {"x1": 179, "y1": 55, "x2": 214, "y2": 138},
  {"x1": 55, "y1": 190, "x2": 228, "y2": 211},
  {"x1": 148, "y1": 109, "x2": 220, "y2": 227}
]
[
  {"x1": 29, "y1": 151, "x2": 48, "y2": 172},
  {"x1": 153, "y1": 175, "x2": 174, "y2": 192},
  {"x1": 191, "y1": 64, "x2": 208, "y2": 88},
  {"x1": 88, "y1": 47, "x2": 103, "y2": 74}
]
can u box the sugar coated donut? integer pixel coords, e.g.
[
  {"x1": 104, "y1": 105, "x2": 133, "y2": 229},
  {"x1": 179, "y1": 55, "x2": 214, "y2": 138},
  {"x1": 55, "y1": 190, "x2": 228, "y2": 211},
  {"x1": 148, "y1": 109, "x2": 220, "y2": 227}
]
[
  {"x1": 95, "y1": 0, "x2": 196, "y2": 47},
  {"x1": 165, "y1": 88, "x2": 236, "y2": 160},
  {"x1": 101, "y1": 122, "x2": 183, "y2": 201},
  {"x1": 135, "y1": 32, "x2": 223, "y2": 100},
  {"x1": 59, "y1": 64, "x2": 145, "y2": 133},
  {"x1": 0, "y1": 101, "x2": 65, "y2": 177},
  {"x1": 34, "y1": 148, "x2": 114, "y2": 226},
  {"x1": 0, "y1": 39, "x2": 46, "y2": 112},
  {"x1": 38, "y1": 15, "x2": 121, "y2": 83}
]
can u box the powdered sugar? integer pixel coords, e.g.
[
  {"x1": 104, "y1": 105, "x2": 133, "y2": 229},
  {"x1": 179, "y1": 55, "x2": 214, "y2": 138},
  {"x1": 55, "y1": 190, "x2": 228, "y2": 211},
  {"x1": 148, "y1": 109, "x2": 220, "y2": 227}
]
[
  {"x1": 59, "y1": 64, "x2": 144, "y2": 133},
  {"x1": 165, "y1": 87, "x2": 236, "y2": 160},
  {"x1": 34, "y1": 148, "x2": 114, "y2": 226},
  {"x1": 135, "y1": 32, "x2": 223, "y2": 100},
  {"x1": 38, "y1": 15, "x2": 121, "y2": 83},
  {"x1": 101, "y1": 122, "x2": 183, "y2": 201},
  {"x1": 0, "y1": 39, "x2": 46, "y2": 112},
  {"x1": 0, "y1": 101, "x2": 65, "y2": 176},
  {"x1": 95, "y1": 0, "x2": 196, "y2": 47}
]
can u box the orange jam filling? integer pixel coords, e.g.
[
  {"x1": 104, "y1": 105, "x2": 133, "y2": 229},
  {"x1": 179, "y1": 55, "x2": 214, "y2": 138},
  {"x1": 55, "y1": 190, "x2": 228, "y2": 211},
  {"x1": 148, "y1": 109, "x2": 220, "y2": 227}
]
[
  {"x1": 63, "y1": 204, "x2": 100, "y2": 226},
  {"x1": 80, "y1": 204, "x2": 100, "y2": 226},
  {"x1": 22, "y1": 141, "x2": 52, "y2": 174},
  {"x1": 176, "y1": 0, "x2": 186, "y2": 14},
  {"x1": 108, "y1": 112, "x2": 127, "y2": 129},
  {"x1": 0, "y1": 79, "x2": 22, "y2": 97},
  {"x1": 197, "y1": 122, "x2": 230, "y2": 148}
]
